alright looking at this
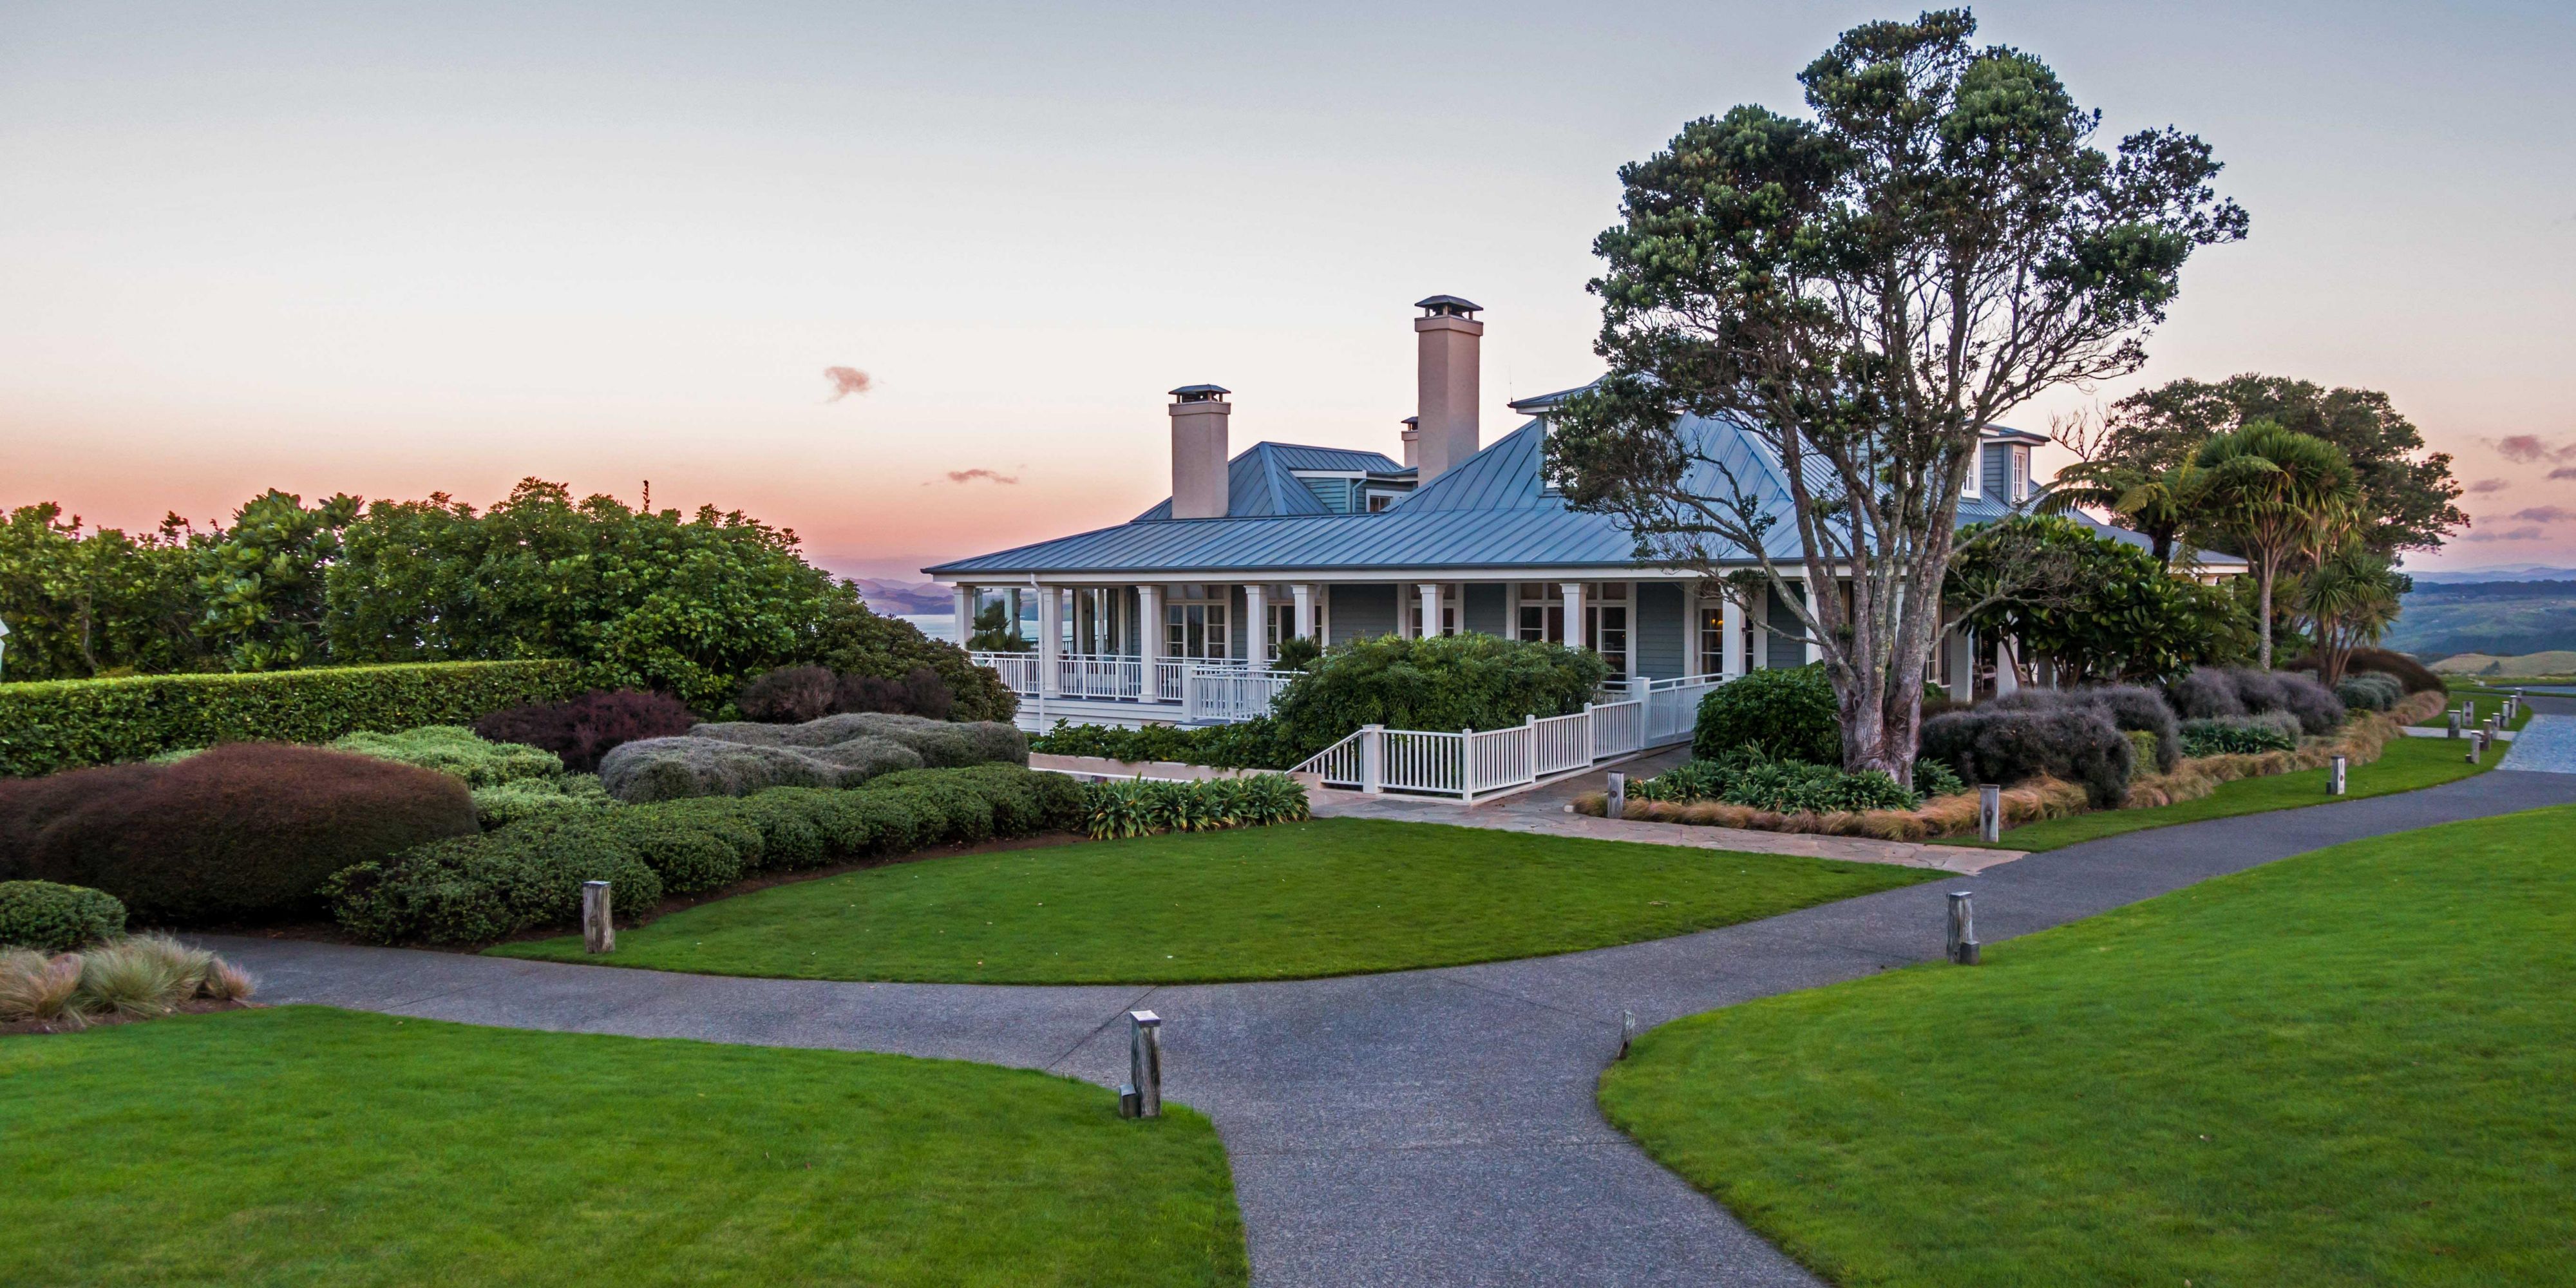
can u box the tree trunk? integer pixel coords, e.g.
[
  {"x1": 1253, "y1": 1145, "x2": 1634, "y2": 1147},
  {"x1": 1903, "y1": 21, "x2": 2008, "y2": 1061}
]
[{"x1": 2256, "y1": 559, "x2": 2275, "y2": 670}]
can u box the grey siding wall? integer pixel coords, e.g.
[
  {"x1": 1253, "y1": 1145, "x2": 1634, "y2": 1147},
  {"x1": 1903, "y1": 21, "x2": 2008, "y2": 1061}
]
[
  {"x1": 1765, "y1": 585, "x2": 1807, "y2": 669},
  {"x1": 1329, "y1": 583, "x2": 1398, "y2": 644},
  {"x1": 1229, "y1": 585, "x2": 1249, "y2": 659},
  {"x1": 1634, "y1": 581, "x2": 1684, "y2": 678},
  {"x1": 1982, "y1": 443, "x2": 2009, "y2": 497},
  {"x1": 1463, "y1": 583, "x2": 1508, "y2": 636}
]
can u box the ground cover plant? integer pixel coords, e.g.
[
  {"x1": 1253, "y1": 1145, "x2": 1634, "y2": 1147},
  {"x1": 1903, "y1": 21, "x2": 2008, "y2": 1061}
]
[
  {"x1": 1080, "y1": 775, "x2": 1309, "y2": 839},
  {"x1": 0, "y1": 1007, "x2": 1247, "y2": 1287},
  {"x1": 1982, "y1": 733, "x2": 2496, "y2": 851},
  {"x1": 1600, "y1": 804, "x2": 2576, "y2": 1287},
  {"x1": 1627, "y1": 751, "x2": 1961, "y2": 815},
  {"x1": 491, "y1": 817, "x2": 1937, "y2": 983}
]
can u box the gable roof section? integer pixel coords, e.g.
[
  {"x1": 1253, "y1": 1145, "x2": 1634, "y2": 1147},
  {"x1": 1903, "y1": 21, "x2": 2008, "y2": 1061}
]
[{"x1": 1129, "y1": 442, "x2": 1410, "y2": 522}]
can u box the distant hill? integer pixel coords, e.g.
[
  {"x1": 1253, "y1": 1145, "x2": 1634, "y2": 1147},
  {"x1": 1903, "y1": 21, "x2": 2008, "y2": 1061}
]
[
  {"x1": 2385, "y1": 580, "x2": 2576, "y2": 660},
  {"x1": 2406, "y1": 564, "x2": 2576, "y2": 585},
  {"x1": 850, "y1": 578, "x2": 954, "y2": 614},
  {"x1": 2429, "y1": 650, "x2": 2576, "y2": 677}
]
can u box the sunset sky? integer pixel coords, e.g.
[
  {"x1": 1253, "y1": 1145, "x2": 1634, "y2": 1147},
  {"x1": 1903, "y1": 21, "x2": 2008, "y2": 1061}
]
[{"x1": 5, "y1": 1, "x2": 2571, "y2": 578}]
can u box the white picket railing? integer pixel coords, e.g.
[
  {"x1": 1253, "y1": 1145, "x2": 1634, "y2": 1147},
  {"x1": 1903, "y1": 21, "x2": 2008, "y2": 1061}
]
[
  {"x1": 1185, "y1": 668, "x2": 1300, "y2": 723},
  {"x1": 1056, "y1": 656, "x2": 1143, "y2": 699},
  {"x1": 1291, "y1": 680, "x2": 1706, "y2": 802},
  {"x1": 972, "y1": 650, "x2": 1041, "y2": 696},
  {"x1": 969, "y1": 652, "x2": 1294, "y2": 720}
]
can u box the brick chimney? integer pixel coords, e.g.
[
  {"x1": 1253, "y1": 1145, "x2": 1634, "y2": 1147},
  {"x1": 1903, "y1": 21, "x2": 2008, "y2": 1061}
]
[
  {"x1": 1413, "y1": 295, "x2": 1482, "y2": 482},
  {"x1": 1168, "y1": 384, "x2": 1231, "y2": 519}
]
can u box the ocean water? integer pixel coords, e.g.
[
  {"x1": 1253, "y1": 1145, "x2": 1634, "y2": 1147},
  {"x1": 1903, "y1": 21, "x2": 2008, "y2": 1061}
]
[{"x1": 894, "y1": 612, "x2": 958, "y2": 645}]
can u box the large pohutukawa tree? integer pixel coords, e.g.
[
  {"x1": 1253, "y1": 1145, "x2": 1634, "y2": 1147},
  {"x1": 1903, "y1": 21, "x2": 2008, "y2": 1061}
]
[{"x1": 1544, "y1": 8, "x2": 2247, "y2": 782}]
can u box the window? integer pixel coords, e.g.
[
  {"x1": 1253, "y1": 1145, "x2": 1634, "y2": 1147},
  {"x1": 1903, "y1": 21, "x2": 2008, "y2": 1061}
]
[
  {"x1": 1698, "y1": 605, "x2": 1727, "y2": 676},
  {"x1": 1366, "y1": 493, "x2": 1393, "y2": 513},
  {"x1": 1588, "y1": 598, "x2": 1627, "y2": 675},
  {"x1": 2011, "y1": 446, "x2": 2029, "y2": 501},
  {"x1": 1516, "y1": 582, "x2": 1564, "y2": 644},
  {"x1": 1164, "y1": 584, "x2": 1230, "y2": 661}
]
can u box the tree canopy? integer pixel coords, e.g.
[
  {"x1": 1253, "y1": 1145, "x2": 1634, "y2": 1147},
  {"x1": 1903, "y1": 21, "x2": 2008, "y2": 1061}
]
[
  {"x1": 1946, "y1": 515, "x2": 2249, "y2": 685},
  {"x1": 1545, "y1": 8, "x2": 2244, "y2": 780}
]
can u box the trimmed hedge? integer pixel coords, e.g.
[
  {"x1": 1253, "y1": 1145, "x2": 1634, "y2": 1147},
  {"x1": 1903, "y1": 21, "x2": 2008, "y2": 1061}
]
[
  {"x1": 471, "y1": 688, "x2": 700, "y2": 774},
  {"x1": 0, "y1": 880, "x2": 127, "y2": 952},
  {"x1": 3, "y1": 744, "x2": 479, "y2": 925},
  {"x1": 0, "y1": 660, "x2": 582, "y2": 777},
  {"x1": 1631, "y1": 752, "x2": 1926, "y2": 813},
  {"x1": 330, "y1": 764, "x2": 1086, "y2": 944}
]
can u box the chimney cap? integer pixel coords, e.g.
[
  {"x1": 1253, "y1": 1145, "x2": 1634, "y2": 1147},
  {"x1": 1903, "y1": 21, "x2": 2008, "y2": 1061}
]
[
  {"x1": 1168, "y1": 384, "x2": 1231, "y2": 402},
  {"x1": 1401, "y1": 415, "x2": 1419, "y2": 427},
  {"x1": 1415, "y1": 294, "x2": 1482, "y2": 317}
]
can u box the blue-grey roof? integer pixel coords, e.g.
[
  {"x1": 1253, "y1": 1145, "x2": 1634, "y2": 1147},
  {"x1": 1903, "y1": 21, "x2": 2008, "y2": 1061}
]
[
  {"x1": 1128, "y1": 442, "x2": 1410, "y2": 522},
  {"x1": 925, "y1": 412, "x2": 2219, "y2": 578}
]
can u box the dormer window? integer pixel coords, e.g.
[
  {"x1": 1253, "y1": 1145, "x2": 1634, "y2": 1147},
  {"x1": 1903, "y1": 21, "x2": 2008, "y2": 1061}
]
[
  {"x1": 1367, "y1": 494, "x2": 1393, "y2": 513},
  {"x1": 2010, "y1": 446, "x2": 2029, "y2": 502}
]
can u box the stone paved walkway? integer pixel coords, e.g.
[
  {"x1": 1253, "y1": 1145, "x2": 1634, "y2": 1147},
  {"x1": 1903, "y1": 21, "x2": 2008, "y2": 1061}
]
[
  {"x1": 204, "y1": 764, "x2": 2576, "y2": 1287},
  {"x1": 2499, "y1": 714, "x2": 2576, "y2": 773}
]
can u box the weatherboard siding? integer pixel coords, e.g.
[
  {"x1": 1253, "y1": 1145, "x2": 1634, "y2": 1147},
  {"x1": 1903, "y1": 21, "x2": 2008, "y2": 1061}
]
[
  {"x1": 1635, "y1": 582, "x2": 1684, "y2": 679},
  {"x1": 1331, "y1": 584, "x2": 1398, "y2": 644},
  {"x1": 1464, "y1": 583, "x2": 1508, "y2": 636}
]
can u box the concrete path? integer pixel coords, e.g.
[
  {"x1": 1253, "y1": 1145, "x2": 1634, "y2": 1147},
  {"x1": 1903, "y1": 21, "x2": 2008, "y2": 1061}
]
[
  {"x1": 2499, "y1": 714, "x2": 2576, "y2": 773},
  {"x1": 205, "y1": 766, "x2": 2576, "y2": 1288},
  {"x1": 1309, "y1": 746, "x2": 2023, "y2": 875}
]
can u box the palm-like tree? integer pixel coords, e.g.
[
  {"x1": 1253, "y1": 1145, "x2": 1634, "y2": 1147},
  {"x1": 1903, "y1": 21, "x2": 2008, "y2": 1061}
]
[
  {"x1": 2192, "y1": 421, "x2": 2361, "y2": 668},
  {"x1": 2293, "y1": 542, "x2": 2405, "y2": 687},
  {"x1": 2041, "y1": 458, "x2": 2211, "y2": 565}
]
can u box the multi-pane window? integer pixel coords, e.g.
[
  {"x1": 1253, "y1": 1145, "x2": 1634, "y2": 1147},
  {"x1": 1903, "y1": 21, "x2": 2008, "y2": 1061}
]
[
  {"x1": 1164, "y1": 584, "x2": 1229, "y2": 661},
  {"x1": 1588, "y1": 582, "x2": 1628, "y2": 675},
  {"x1": 1516, "y1": 582, "x2": 1564, "y2": 644},
  {"x1": 1698, "y1": 605, "x2": 1727, "y2": 676}
]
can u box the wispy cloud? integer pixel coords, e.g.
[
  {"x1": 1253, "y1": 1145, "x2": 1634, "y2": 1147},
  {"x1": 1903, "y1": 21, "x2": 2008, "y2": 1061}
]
[
  {"x1": 2468, "y1": 477, "x2": 2509, "y2": 493},
  {"x1": 941, "y1": 468, "x2": 1019, "y2": 486},
  {"x1": 823, "y1": 366, "x2": 873, "y2": 401},
  {"x1": 2510, "y1": 506, "x2": 2576, "y2": 524},
  {"x1": 2551, "y1": 467, "x2": 2576, "y2": 482},
  {"x1": 2465, "y1": 525, "x2": 2546, "y2": 542},
  {"x1": 2489, "y1": 434, "x2": 2576, "y2": 463}
]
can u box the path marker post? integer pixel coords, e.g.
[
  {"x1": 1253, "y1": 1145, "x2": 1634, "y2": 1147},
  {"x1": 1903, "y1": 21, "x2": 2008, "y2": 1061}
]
[
  {"x1": 1605, "y1": 772, "x2": 1627, "y2": 820},
  {"x1": 581, "y1": 880, "x2": 614, "y2": 954},
  {"x1": 1618, "y1": 1009, "x2": 1637, "y2": 1061},
  {"x1": 1946, "y1": 891, "x2": 1981, "y2": 965},
  {"x1": 1121, "y1": 1010, "x2": 1163, "y2": 1119},
  {"x1": 2448, "y1": 709, "x2": 2461, "y2": 739},
  {"x1": 2468, "y1": 731, "x2": 2483, "y2": 764},
  {"x1": 2329, "y1": 754, "x2": 2347, "y2": 796},
  {"x1": 1976, "y1": 784, "x2": 2002, "y2": 844}
]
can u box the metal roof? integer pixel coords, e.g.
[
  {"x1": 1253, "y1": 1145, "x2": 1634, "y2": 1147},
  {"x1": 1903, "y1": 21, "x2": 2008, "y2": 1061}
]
[{"x1": 1127, "y1": 442, "x2": 1411, "y2": 523}]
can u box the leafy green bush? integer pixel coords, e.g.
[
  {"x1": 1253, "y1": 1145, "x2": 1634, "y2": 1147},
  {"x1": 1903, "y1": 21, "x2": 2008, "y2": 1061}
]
[
  {"x1": 1911, "y1": 757, "x2": 1967, "y2": 798},
  {"x1": 5, "y1": 744, "x2": 479, "y2": 924},
  {"x1": 1629, "y1": 751, "x2": 1920, "y2": 813},
  {"x1": 470, "y1": 775, "x2": 614, "y2": 828},
  {"x1": 1266, "y1": 634, "x2": 1609, "y2": 765},
  {"x1": 1692, "y1": 665, "x2": 1841, "y2": 764},
  {"x1": 0, "y1": 881, "x2": 127, "y2": 952},
  {"x1": 329, "y1": 766, "x2": 1084, "y2": 943},
  {"x1": 1081, "y1": 775, "x2": 1311, "y2": 840},
  {"x1": 1030, "y1": 719, "x2": 1291, "y2": 769},
  {"x1": 0, "y1": 660, "x2": 581, "y2": 778},
  {"x1": 1918, "y1": 706, "x2": 2135, "y2": 807},
  {"x1": 332, "y1": 724, "x2": 564, "y2": 787},
  {"x1": 2179, "y1": 713, "x2": 2302, "y2": 757}
]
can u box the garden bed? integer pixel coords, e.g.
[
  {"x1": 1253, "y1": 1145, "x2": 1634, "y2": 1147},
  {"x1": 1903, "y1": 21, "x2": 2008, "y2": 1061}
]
[{"x1": 1574, "y1": 690, "x2": 2446, "y2": 843}]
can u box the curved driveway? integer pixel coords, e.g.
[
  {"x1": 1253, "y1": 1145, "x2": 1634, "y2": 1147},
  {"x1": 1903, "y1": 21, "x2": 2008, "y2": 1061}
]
[{"x1": 208, "y1": 761, "x2": 2576, "y2": 1287}]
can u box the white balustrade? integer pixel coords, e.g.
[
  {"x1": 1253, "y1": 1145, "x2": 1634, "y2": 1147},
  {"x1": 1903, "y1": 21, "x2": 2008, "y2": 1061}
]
[
  {"x1": 1290, "y1": 677, "x2": 1707, "y2": 803},
  {"x1": 1590, "y1": 698, "x2": 1645, "y2": 759},
  {"x1": 971, "y1": 650, "x2": 1041, "y2": 696},
  {"x1": 1184, "y1": 667, "x2": 1299, "y2": 723},
  {"x1": 1381, "y1": 730, "x2": 1463, "y2": 794},
  {"x1": 1531, "y1": 711, "x2": 1591, "y2": 775}
]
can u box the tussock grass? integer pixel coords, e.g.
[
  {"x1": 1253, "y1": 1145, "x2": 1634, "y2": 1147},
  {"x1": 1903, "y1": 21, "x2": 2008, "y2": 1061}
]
[
  {"x1": 0, "y1": 948, "x2": 90, "y2": 1027},
  {"x1": 1, "y1": 936, "x2": 254, "y2": 1028}
]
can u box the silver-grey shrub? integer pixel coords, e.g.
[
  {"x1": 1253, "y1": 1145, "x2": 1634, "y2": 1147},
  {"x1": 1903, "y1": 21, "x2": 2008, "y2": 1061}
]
[
  {"x1": 690, "y1": 712, "x2": 1027, "y2": 768},
  {"x1": 1989, "y1": 685, "x2": 2181, "y2": 773},
  {"x1": 598, "y1": 735, "x2": 923, "y2": 804},
  {"x1": 2166, "y1": 666, "x2": 2345, "y2": 734},
  {"x1": 1919, "y1": 705, "x2": 2134, "y2": 808},
  {"x1": 2166, "y1": 667, "x2": 2244, "y2": 719},
  {"x1": 2334, "y1": 672, "x2": 2403, "y2": 712}
]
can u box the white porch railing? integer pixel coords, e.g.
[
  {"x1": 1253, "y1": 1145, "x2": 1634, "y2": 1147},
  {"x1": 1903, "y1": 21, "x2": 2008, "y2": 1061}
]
[
  {"x1": 973, "y1": 650, "x2": 1041, "y2": 696},
  {"x1": 1185, "y1": 668, "x2": 1301, "y2": 723},
  {"x1": 1056, "y1": 656, "x2": 1143, "y2": 699},
  {"x1": 968, "y1": 651, "x2": 1298, "y2": 723},
  {"x1": 1293, "y1": 676, "x2": 1707, "y2": 802}
]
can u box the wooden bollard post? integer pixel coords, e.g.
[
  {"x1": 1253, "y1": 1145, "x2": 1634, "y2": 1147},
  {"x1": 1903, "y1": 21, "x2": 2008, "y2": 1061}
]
[
  {"x1": 1121, "y1": 1010, "x2": 1162, "y2": 1119},
  {"x1": 581, "y1": 880, "x2": 614, "y2": 954},
  {"x1": 1946, "y1": 891, "x2": 1981, "y2": 965},
  {"x1": 1605, "y1": 771, "x2": 1627, "y2": 820},
  {"x1": 1977, "y1": 784, "x2": 2002, "y2": 844},
  {"x1": 2329, "y1": 754, "x2": 2347, "y2": 796}
]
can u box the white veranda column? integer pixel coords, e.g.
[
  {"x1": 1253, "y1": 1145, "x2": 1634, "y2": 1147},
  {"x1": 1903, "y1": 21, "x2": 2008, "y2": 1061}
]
[
  {"x1": 952, "y1": 584, "x2": 973, "y2": 649},
  {"x1": 1138, "y1": 584, "x2": 1164, "y2": 701},
  {"x1": 1037, "y1": 585, "x2": 1063, "y2": 697},
  {"x1": 1559, "y1": 582, "x2": 1586, "y2": 650},
  {"x1": 1291, "y1": 583, "x2": 1316, "y2": 643},
  {"x1": 1244, "y1": 583, "x2": 1269, "y2": 667},
  {"x1": 1721, "y1": 592, "x2": 1746, "y2": 677},
  {"x1": 1417, "y1": 583, "x2": 1442, "y2": 641},
  {"x1": 1994, "y1": 634, "x2": 2020, "y2": 696}
]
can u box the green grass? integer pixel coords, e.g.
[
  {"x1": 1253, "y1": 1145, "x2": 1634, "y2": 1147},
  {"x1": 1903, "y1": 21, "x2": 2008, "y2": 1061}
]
[
  {"x1": 0, "y1": 1006, "x2": 1245, "y2": 1288},
  {"x1": 2415, "y1": 681, "x2": 2539, "y2": 731},
  {"x1": 492, "y1": 818, "x2": 1938, "y2": 983},
  {"x1": 1600, "y1": 804, "x2": 2576, "y2": 1288},
  {"x1": 1983, "y1": 734, "x2": 2494, "y2": 852}
]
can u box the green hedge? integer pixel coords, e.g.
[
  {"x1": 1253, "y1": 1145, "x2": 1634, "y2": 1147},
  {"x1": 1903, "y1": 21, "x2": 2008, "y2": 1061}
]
[
  {"x1": 0, "y1": 661, "x2": 582, "y2": 777},
  {"x1": 329, "y1": 764, "x2": 1087, "y2": 945}
]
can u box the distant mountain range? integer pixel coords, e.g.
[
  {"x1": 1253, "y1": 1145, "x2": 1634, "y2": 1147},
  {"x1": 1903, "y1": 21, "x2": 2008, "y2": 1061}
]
[
  {"x1": 2386, "y1": 578, "x2": 2576, "y2": 660},
  {"x1": 849, "y1": 578, "x2": 954, "y2": 615},
  {"x1": 2405, "y1": 564, "x2": 2576, "y2": 585}
]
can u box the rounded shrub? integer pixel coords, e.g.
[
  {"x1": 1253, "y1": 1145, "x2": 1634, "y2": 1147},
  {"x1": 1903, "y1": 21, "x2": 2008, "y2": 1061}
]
[
  {"x1": 0, "y1": 880, "x2": 128, "y2": 952},
  {"x1": 10, "y1": 744, "x2": 478, "y2": 925},
  {"x1": 1990, "y1": 684, "x2": 2181, "y2": 773},
  {"x1": 738, "y1": 665, "x2": 840, "y2": 723},
  {"x1": 1692, "y1": 665, "x2": 1841, "y2": 765},
  {"x1": 331, "y1": 724, "x2": 564, "y2": 787},
  {"x1": 1919, "y1": 705, "x2": 2134, "y2": 807},
  {"x1": 2166, "y1": 667, "x2": 2245, "y2": 720},
  {"x1": 2334, "y1": 672, "x2": 2403, "y2": 712},
  {"x1": 1266, "y1": 634, "x2": 1610, "y2": 766}
]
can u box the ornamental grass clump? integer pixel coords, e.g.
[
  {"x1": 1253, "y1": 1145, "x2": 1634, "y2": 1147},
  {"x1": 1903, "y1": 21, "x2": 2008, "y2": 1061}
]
[
  {"x1": 78, "y1": 933, "x2": 211, "y2": 1018},
  {"x1": 0, "y1": 934, "x2": 257, "y2": 1029},
  {"x1": 0, "y1": 948, "x2": 86, "y2": 1025}
]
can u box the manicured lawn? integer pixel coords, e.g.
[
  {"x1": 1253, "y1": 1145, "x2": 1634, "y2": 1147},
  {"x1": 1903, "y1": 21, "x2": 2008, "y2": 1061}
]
[
  {"x1": 2414, "y1": 681, "x2": 2537, "y2": 731},
  {"x1": 1984, "y1": 734, "x2": 2492, "y2": 852},
  {"x1": 0, "y1": 1007, "x2": 1245, "y2": 1288},
  {"x1": 493, "y1": 818, "x2": 1938, "y2": 983},
  {"x1": 1600, "y1": 804, "x2": 2576, "y2": 1288}
]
